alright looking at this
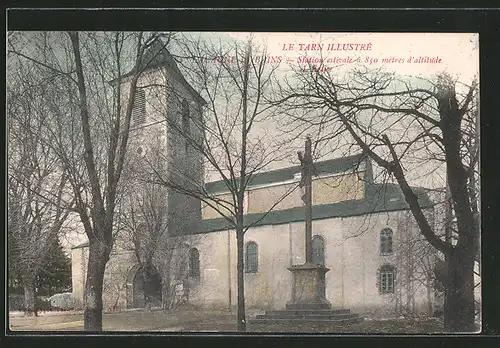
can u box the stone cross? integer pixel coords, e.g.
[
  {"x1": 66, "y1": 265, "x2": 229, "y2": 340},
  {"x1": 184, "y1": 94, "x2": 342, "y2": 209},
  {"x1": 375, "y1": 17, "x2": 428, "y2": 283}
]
[{"x1": 298, "y1": 136, "x2": 313, "y2": 263}]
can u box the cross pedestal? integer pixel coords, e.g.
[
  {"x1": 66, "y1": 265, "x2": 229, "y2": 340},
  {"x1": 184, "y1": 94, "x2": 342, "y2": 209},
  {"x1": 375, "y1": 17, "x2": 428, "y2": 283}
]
[{"x1": 286, "y1": 262, "x2": 332, "y2": 310}]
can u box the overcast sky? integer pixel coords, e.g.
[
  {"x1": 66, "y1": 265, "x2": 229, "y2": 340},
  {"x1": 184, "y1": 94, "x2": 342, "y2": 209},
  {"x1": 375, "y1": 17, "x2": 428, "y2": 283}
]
[{"x1": 188, "y1": 32, "x2": 479, "y2": 187}]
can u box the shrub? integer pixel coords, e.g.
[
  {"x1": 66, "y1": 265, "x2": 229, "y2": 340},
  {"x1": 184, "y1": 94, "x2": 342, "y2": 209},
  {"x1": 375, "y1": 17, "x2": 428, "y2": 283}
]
[
  {"x1": 8, "y1": 294, "x2": 25, "y2": 311},
  {"x1": 49, "y1": 292, "x2": 79, "y2": 310}
]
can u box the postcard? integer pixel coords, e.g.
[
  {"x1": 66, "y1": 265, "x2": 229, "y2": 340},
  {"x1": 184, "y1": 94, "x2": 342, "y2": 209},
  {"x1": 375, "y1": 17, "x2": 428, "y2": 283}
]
[{"x1": 7, "y1": 30, "x2": 479, "y2": 334}]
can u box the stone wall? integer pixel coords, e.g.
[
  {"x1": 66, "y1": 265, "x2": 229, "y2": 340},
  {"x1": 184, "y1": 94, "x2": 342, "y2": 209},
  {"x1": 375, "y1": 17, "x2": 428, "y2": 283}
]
[
  {"x1": 71, "y1": 208, "x2": 440, "y2": 317},
  {"x1": 171, "y1": 209, "x2": 438, "y2": 317}
]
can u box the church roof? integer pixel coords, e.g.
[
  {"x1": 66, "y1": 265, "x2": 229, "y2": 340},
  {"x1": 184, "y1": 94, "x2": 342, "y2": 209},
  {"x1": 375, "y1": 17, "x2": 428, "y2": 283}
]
[
  {"x1": 109, "y1": 38, "x2": 206, "y2": 106},
  {"x1": 185, "y1": 183, "x2": 433, "y2": 236},
  {"x1": 205, "y1": 153, "x2": 369, "y2": 194}
]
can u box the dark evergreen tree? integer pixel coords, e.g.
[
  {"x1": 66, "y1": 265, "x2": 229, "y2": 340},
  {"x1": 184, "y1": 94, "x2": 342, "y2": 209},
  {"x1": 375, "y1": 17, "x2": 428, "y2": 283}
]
[{"x1": 36, "y1": 238, "x2": 72, "y2": 296}]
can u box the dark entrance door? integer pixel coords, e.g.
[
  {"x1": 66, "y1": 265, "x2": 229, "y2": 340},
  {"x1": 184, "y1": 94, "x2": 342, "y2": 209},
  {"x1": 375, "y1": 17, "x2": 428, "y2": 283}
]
[{"x1": 132, "y1": 267, "x2": 162, "y2": 308}]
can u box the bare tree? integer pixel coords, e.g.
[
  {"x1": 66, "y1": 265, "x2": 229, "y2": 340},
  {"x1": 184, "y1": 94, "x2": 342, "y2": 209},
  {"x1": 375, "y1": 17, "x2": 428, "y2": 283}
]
[
  {"x1": 7, "y1": 50, "x2": 74, "y2": 316},
  {"x1": 390, "y1": 210, "x2": 439, "y2": 317},
  {"x1": 141, "y1": 34, "x2": 297, "y2": 332},
  {"x1": 275, "y1": 63, "x2": 479, "y2": 331},
  {"x1": 8, "y1": 31, "x2": 175, "y2": 330}
]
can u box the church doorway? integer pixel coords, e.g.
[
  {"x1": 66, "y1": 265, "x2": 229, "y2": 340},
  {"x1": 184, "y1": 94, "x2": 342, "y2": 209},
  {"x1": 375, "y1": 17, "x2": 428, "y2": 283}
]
[{"x1": 128, "y1": 265, "x2": 162, "y2": 309}]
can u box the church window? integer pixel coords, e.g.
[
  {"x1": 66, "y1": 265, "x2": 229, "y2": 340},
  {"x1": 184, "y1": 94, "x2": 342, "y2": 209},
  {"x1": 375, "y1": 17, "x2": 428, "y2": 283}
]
[
  {"x1": 380, "y1": 228, "x2": 393, "y2": 255},
  {"x1": 312, "y1": 235, "x2": 325, "y2": 266},
  {"x1": 379, "y1": 264, "x2": 395, "y2": 294},
  {"x1": 188, "y1": 248, "x2": 200, "y2": 278},
  {"x1": 245, "y1": 242, "x2": 258, "y2": 273},
  {"x1": 132, "y1": 89, "x2": 146, "y2": 125}
]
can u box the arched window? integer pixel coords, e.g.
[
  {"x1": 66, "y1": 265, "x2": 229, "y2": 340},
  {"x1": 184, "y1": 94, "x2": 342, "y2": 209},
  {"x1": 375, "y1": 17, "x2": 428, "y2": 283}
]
[
  {"x1": 188, "y1": 248, "x2": 200, "y2": 278},
  {"x1": 380, "y1": 228, "x2": 393, "y2": 255},
  {"x1": 245, "y1": 242, "x2": 258, "y2": 273},
  {"x1": 379, "y1": 264, "x2": 395, "y2": 294},
  {"x1": 312, "y1": 235, "x2": 325, "y2": 266}
]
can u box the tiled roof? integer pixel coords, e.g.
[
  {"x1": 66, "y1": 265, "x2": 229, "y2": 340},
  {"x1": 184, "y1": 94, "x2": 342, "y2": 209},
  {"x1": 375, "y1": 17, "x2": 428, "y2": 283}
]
[
  {"x1": 181, "y1": 182, "x2": 433, "y2": 236},
  {"x1": 205, "y1": 153, "x2": 369, "y2": 194}
]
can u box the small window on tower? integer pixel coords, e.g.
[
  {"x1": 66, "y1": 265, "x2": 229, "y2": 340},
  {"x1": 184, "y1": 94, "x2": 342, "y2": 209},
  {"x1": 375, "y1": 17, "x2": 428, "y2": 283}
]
[
  {"x1": 182, "y1": 99, "x2": 190, "y2": 134},
  {"x1": 188, "y1": 248, "x2": 200, "y2": 278},
  {"x1": 132, "y1": 89, "x2": 146, "y2": 125},
  {"x1": 181, "y1": 99, "x2": 190, "y2": 152}
]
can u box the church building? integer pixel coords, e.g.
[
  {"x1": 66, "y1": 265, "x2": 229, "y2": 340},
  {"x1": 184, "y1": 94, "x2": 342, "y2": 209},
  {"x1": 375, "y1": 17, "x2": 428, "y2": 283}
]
[
  {"x1": 70, "y1": 40, "x2": 439, "y2": 318},
  {"x1": 169, "y1": 154, "x2": 437, "y2": 318}
]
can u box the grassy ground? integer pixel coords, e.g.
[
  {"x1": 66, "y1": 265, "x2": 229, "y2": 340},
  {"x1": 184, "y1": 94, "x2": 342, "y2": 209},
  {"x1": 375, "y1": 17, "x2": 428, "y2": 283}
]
[
  {"x1": 9, "y1": 309, "x2": 447, "y2": 333},
  {"x1": 9, "y1": 309, "x2": 234, "y2": 332},
  {"x1": 248, "y1": 318, "x2": 445, "y2": 334}
]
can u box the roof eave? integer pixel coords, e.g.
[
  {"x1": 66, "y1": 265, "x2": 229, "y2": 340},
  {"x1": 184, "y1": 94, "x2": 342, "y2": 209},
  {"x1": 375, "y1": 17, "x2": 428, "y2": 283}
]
[
  {"x1": 71, "y1": 242, "x2": 89, "y2": 250},
  {"x1": 108, "y1": 64, "x2": 207, "y2": 106},
  {"x1": 205, "y1": 153, "x2": 367, "y2": 194}
]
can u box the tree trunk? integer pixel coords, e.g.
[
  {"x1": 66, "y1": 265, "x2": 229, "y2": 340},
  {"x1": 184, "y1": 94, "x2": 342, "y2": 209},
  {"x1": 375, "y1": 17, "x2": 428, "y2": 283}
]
[
  {"x1": 83, "y1": 240, "x2": 110, "y2": 331},
  {"x1": 444, "y1": 248, "x2": 476, "y2": 332},
  {"x1": 23, "y1": 280, "x2": 36, "y2": 317},
  {"x1": 236, "y1": 229, "x2": 246, "y2": 332}
]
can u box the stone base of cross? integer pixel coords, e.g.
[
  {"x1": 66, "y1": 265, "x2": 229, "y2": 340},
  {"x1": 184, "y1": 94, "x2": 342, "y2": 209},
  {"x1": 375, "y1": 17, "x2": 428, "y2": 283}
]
[{"x1": 286, "y1": 263, "x2": 332, "y2": 310}]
